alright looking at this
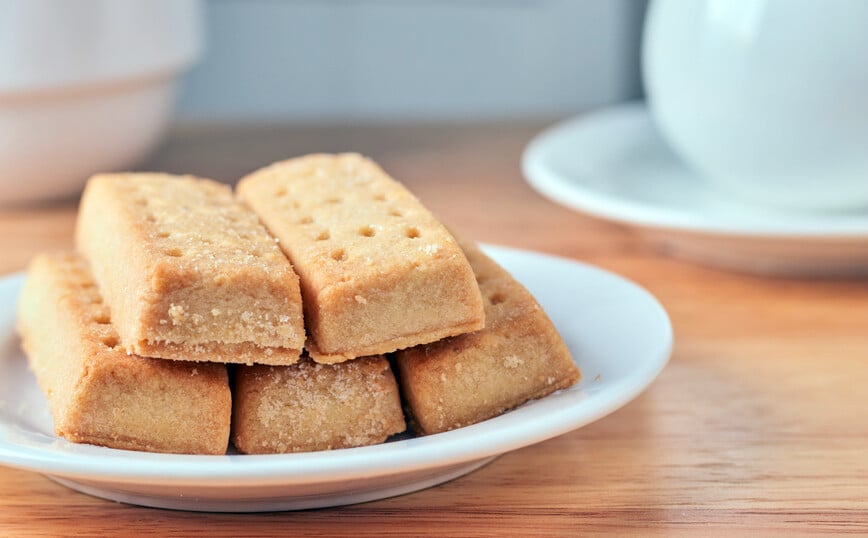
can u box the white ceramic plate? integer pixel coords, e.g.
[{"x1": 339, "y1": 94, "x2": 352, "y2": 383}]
[
  {"x1": 522, "y1": 103, "x2": 868, "y2": 276},
  {"x1": 0, "y1": 245, "x2": 672, "y2": 512}
]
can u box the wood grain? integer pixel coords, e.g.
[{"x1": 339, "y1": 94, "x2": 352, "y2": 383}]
[{"x1": 1, "y1": 123, "x2": 867, "y2": 536}]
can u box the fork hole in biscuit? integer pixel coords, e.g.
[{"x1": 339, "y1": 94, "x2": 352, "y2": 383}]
[
  {"x1": 299, "y1": 216, "x2": 314, "y2": 225},
  {"x1": 324, "y1": 197, "x2": 341, "y2": 205},
  {"x1": 359, "y1": 225, "x2": 376, "y2": 237},
  {"x1": 406, "y1": 227, "x2": 421, "y2": 239},
  {"x1": 156, "y1": 230, "x2": 170, "y2": 238},
  {"x1": 163, "y1": 248, "x2": 183, "y2": 257},
  {"x1": 331, "y1": 248, "x2": 347, "y2": 262},
  {"x1": 275, "y1": 186, "x2": 287, "y2": 197},
  {"x1": 374, "y1": 193, "x2": 386, "y2": 202},
  {"x1": 389, "y1": 209, "x2": 403, "y2": 217},
  {"x1": 100, "y1": 335, "x2": 119, "y2": 349},
  {"x1": 489, "y1": 292, "x2": 506, "y2": 305},
  {"x1": 145, "y1": 213, "x2": 157, "y2": 223},
  {"x1": 316, "y1": 231, "x2": 330, "y2": 241},
  {"x1": 92, "y1": 312, "x2": 111, "y2": 324}
]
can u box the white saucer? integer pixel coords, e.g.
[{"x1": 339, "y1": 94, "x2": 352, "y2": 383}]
[
  {"x1": 522, "y1": 103, "x2": 868, "y2": 276},
  {"x1": 0, "y1": 246, "x2": 672, "y2": 512}
]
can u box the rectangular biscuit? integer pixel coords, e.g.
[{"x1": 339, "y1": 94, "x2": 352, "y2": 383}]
[
  {"x1": 395, "y1": 239, "x2": 581, "y2": 435},
  {"x1": 237, "y1": 153, "x2": 485, "y2": 363},
  {"x1": 231, "y1": 356, "x2": 406, "y2": 454},
  {"x1": 17, "y1": 252, "x2": 231, "y2": 455},
  {"x1": 75, "y1": 173, "x2": 305, "y2": 365}
]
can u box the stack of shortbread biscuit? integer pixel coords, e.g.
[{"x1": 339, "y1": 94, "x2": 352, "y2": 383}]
[{"x1": 17, "y1": 153, "x2": 580, "y2": 455}]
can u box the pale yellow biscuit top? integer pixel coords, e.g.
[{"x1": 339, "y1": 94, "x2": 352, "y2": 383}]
[
  {"x1": 95, "y1": 173, "x2": 289, "y2": 271},
  {"x1": 237, "y1": 153, "x2": 465, "y2": 291}
]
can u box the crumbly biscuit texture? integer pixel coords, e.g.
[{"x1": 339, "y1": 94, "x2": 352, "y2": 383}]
[
  {"x1": 237, "y1": 153, "x2": 484, "y2": 363},
  {"x1": 75, "y1": 173, "x2": 305, "y2": 365},
  {"x1": 395, "y1": 239, "x2": 581, "y2": 435},
  {"x1": 231, "y1": 356, "x2": 406, "y2": 454},
  {"x1": 16, "y1": 252, "x2": 231, "y2": 455}
]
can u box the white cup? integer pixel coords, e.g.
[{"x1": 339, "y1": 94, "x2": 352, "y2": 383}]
[{"x1": 643, "y1": 0, "x2": 868, "y2": 211}]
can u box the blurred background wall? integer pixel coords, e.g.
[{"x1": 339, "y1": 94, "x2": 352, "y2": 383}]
[{"x1": 176, "y1": 0, "x2": 647, "y2": 123}]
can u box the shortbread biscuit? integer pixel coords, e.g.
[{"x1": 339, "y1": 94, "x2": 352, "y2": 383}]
[
  {"x1": 17, "y1": 252, "x2": 231, "y2": 455},
  {"x1": 395, "y1": 240, "x2": 581, "y2": 435},
  {"x1": 75, "y1": 173, "x2": 305, "y2": 365},
  {"x1": 237, "y1": 153, "x2": 484, "y2": 363},
  {"x1": 231, "y1": 355, "x2": 406, "y2": 454}
]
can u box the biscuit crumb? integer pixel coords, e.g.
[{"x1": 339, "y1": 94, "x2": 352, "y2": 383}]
[
  {"x1": 168, "y1": 304, "x2": 186, "y2": 325},
  {"x1": 354, "y1": 295, "x2": 367, "y2": 304},
  {"x1": 503, "y1": 355, "x2": 523, "y2": 369}
]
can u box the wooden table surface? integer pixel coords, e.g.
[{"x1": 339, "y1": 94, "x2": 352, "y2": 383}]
[{"x1": 1, "y1": 123, "x2": 867, "y2": 536}]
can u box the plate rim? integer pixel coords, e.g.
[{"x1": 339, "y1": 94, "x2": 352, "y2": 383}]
[
  {"x1": 0, "y1": 245, "x2": 672, "y2": 488},
  {"x1": 522, "y1": 102, "x2": 868, "y2": 239}
]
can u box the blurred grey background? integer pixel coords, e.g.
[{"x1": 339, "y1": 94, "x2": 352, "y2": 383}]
[{"x1": 176, "y1": 0, "x2": 647, "y2": 123}]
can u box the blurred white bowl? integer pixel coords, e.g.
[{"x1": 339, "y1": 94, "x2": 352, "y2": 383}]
[{"x1": 0, "y1": 0, "x2": 202, "y2": 205}]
